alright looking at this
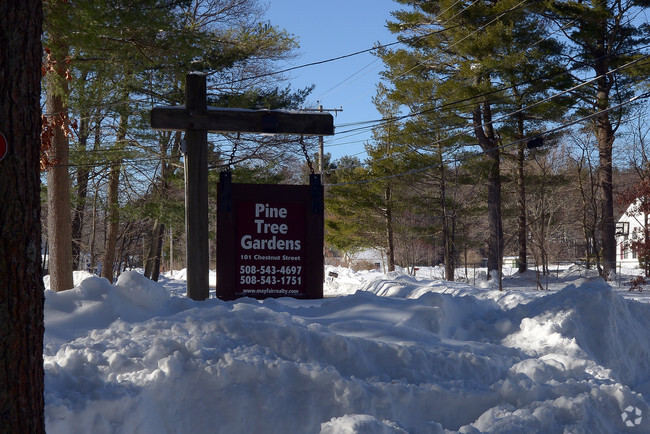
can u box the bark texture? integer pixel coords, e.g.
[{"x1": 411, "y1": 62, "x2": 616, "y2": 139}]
[{"x1": 0, "y1": 1, "x2": 46, "y2": 430}]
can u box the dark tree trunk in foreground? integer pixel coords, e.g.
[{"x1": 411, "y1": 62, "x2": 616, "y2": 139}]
[{"x1": 0, "y1": 1, "x2": 46, "y2": 431}]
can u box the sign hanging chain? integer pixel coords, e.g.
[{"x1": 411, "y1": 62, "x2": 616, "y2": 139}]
[
  {"x1": 227, "y1": 132, "x2": 240, "y2": 170},
  {"x1": 300, "y1": 135, "x2": 315, "y2": 175}
]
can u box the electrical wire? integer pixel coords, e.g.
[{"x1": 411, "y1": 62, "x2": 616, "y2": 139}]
[
  {"x1": 323, "y1": 52, "x2": 650, "y2": 170},
  {"x1": 50, "y1": 6, "x2": 650, "y2": 175},
  {"x1": 310, "y1": 0, "x2": 484, "y2": 104},
  {"x1": 325, "y1": 90, "x2": 650, "y2": 186}
]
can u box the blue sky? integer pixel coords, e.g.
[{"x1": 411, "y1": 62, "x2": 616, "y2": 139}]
[{"x1": 264, "y1": 0, "x2": 399, "y2": 161}]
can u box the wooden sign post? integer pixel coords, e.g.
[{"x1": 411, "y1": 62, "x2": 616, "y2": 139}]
[{"x1": 151, "y1": 73, "x2": 334, "y2": 300}]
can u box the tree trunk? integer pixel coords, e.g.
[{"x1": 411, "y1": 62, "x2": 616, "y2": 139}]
[
  {"x1": 517, "y1": 143, "x2": 527, "y2": 274},
  {"x1": 486, "y1": 149, "x2": 504, "y2": 282},
  {"x1": 575, "y1": 150, "x2": 602, "y2": 272},
  {"x1": 102, "y1": 159, "x2": 121, "y2": 282},
  {"x1": 101, "y1": 110, "x2": 128, "y2": 282},
  {"x1": 541, "y1": 208, "x2": 548, "y2": 275},
  {"x1": 594, "y1": 40, "x2": 616, "y2": 279},
  {"x1": 385, "y1": 184, "x2": 396, "y2": 272},
  {"x1": 116, "y1": 224, "x2": 134, "y2": 278},
  {"x1": 71, "y1": 111, "x2": 91, "y2": 270},
  {"x1": 597, "y1": 108, "x2": 616, "y2": 279},
  {"x1": 89, "y1": 189, "x2": 99, "y2": 273},
  {"x1": 577, "y1": 163, "x2": 592, "y2": 269},
  {"x1": 444, "y1": 215, "x2": 456, "y2": 281},
  {"x1": 512, "y1": 94, "x2": 528, "y2": 274},
  {"x1": 152, "y1": 223, "x2": 165, "y2": 281},
  {"x1": 145, "y1": 219, "x2": 165, "y2": 281},
  {"x1": 0, "y1": 0, "x2": 45, "y2": 430},
  {"x1": 143, "y1": 131, "x2": 180, "y2": 281},
  {"x1": 473, "y1": 101, "x2": 503, "y2": 286},
  {"x1": 640, "y1": 213, "x2": 650, "y2": 277},
  {"x1": 45, "y1": 47, "x2": 74, "y2": 292},
  {"x1": 440, "y1": 157, "x2": 455, "y2": 281}
]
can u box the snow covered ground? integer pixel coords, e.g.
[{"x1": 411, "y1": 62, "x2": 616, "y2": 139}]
[{"x1": 43, "y1": 265, "x2": 650, "y2": 433}]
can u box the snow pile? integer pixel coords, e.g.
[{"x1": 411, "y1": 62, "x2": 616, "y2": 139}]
[{"x1": 43, "y1": 268, "x2": 650, "y2": 433}]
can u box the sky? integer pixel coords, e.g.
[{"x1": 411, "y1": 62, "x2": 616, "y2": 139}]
[{"x1": 264, "y1": 0, "x2": 399, "y2": 162}]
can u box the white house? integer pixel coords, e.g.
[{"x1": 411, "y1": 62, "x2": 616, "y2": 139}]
[
  {"x1": 616, "y1": 201, "x2": 647, "y2": 268},
  {"x1": 349, "y1": 248, "x2": 385, "y2": 271}
]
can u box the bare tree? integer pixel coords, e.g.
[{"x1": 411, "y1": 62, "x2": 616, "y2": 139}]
[
  {"x1": 568, "y1": 131, "x2": 603, "y2": 272},
  {"x1": 527, "y1": 146, "x2": 572, "y2": 275}
]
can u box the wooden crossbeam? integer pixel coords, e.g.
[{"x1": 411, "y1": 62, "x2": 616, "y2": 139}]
[{"x1": 151, "y1": 106, "x2": 334, "y2": 136}]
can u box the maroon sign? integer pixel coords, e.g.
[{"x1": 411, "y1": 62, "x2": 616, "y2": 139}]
[
  {"x1": 0, "y1": 132, "x2": 7, "y2": 161},
  {"x1": 216, "y1": 174, "x2": 323, "y2": 300},
  {"x1": 236, "y1": 201, "x2": 305, "y2": 297}
]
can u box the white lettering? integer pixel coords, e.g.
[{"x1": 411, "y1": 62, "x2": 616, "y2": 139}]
[
  {"x1": 255, "y1": 203, "x2": 265, "y2": 217},
  {"x1": 254, "y1": 203, "x2": 288, "y2": 219},
  {"x1": 282, "y1": 254, "x2": 301, "y2": 260},
  {"x1": 240, "y1": 235, "x2": 302, "y2": 251},
  {"x1": 241, "y1": 235, "x2": 252, "y2": 249},
  {"x1": 254, "y1": 220, "x2": 289, "y2": 234}
]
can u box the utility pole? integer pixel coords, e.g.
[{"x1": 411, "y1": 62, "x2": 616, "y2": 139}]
[
  {"x1": 318, "y1": 105, "x2": 324, "y2": 174},
  {"x1": 316, "y1": 104, "x2": 343, "y2": 173}
]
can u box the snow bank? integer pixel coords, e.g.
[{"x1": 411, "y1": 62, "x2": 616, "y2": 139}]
[{"x1": 43, "y1": 269, "x2": 650, "y2": 433}]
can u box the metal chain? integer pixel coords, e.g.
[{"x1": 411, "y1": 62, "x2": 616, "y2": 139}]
[
  {"x1": 300, "y1": 135, "x2": 315, "y2": 174},
  {"x1": 227, "y1": 132, "x2": 240, "y2": 170}
]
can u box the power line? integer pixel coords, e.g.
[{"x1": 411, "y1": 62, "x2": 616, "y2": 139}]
[
  {"x1": 210, "y1": 42, "x2": 401, "y2": 86},
  {"x1": 332, "y1": 43, "x2": 650, "y2": 136},
  {"x1": 212, "y1": 0, "x2": 540, "y2": 90},
  {"x1": 325, "y1": 90, "x2": 650, "y2": 186},
  {"x1": 325, "y1": 52, "x2": 650, "y2": 167},
  {"x1": 60, "y1": 52, "x2": 650, "y2": 173},
  {"x1": 324, "y1": 13, "x2": 607, "y2": 149},
  {"x1": 311, "y1": 0, "x2": 486, "y2": 104}
]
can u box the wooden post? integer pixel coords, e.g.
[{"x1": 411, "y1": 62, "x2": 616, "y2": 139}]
[{"x1": 185, "y1": 73, "x2": 209, "y2": 300}]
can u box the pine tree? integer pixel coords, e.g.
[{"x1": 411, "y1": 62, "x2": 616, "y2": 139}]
[
  {"x1": 44, "y1": 0, "x2": 300, "y2": 283},
  {"x1": 379, "y1": 0, "x2": 574, "y2": 284},
  {"x1": 325, "y1": 157, "x2": 372, "y2": 262},
  {"x1": 544, "y1": 0, "x2": 650, "y2": 278},
  {"x1": 326, "y1": 88, "x2": 429, "y2": 270}
]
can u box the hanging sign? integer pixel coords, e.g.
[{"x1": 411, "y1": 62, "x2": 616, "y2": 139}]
[
  {"x1": 216, "y1": 172, "x2": 324, "y2": 300},
  {"x1": 0, "y1": 132, "x2": 7, "y2": 161}
]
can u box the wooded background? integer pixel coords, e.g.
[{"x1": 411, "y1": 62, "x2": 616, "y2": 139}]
[{"x1": 39, "y1": 0, "x2": 650, "y2": 292}]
